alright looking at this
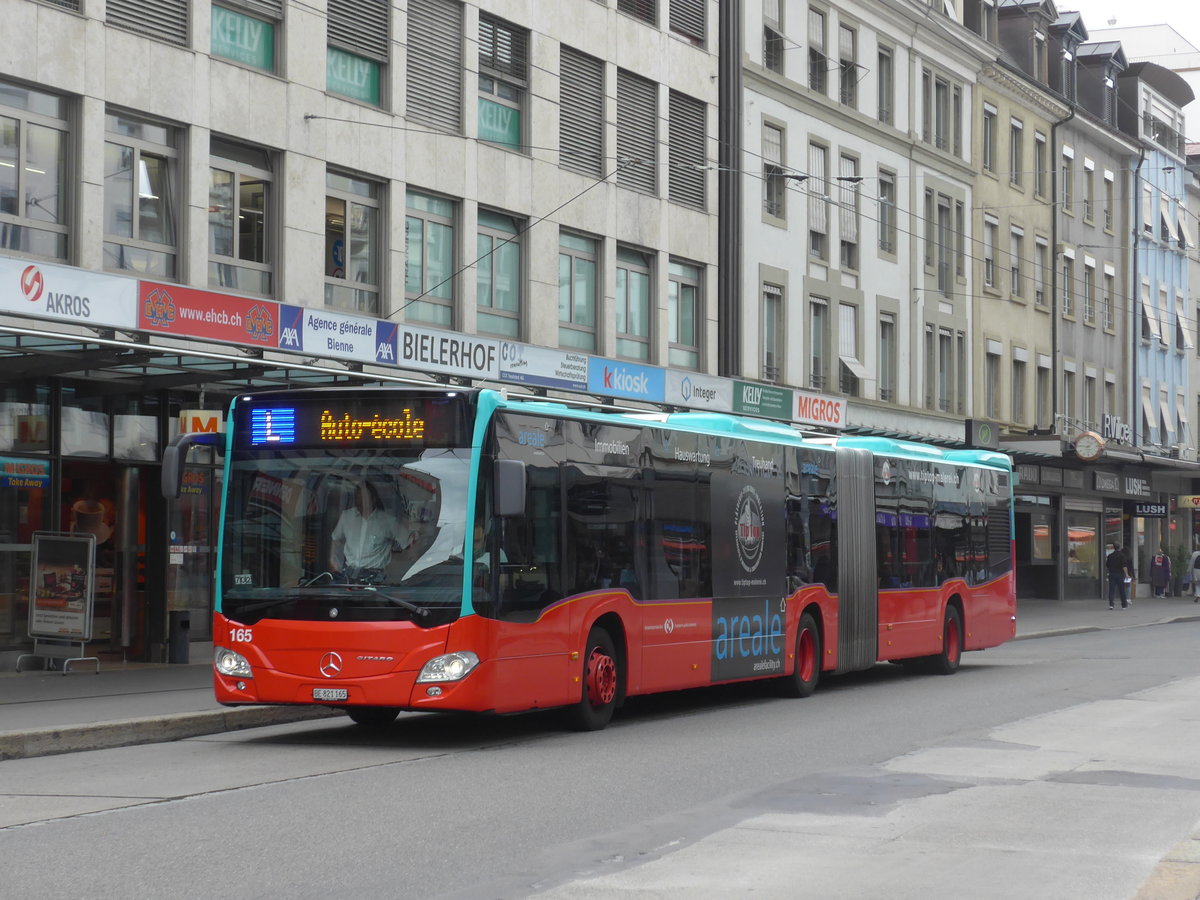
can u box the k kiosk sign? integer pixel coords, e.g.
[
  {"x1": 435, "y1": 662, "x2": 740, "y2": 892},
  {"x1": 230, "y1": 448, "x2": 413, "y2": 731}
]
[{"x1": 710, "y1": 443, "x2": 786, "y2": 681}]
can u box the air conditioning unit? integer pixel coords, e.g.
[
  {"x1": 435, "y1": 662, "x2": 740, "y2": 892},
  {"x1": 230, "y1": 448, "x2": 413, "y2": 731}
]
[{"x1": 1168, "y1": 444, "x2": 1182, "y2": 459}]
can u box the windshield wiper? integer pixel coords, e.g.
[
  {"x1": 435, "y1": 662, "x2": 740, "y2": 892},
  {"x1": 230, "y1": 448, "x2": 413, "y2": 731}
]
[{"x1": 353, "y1": 584, "x2": 430, "y2": 618}]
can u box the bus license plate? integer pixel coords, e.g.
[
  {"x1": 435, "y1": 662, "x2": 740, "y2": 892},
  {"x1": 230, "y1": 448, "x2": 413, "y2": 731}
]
[{"x1": 313, "y1": 688, "x2": 348, "y2": 701}]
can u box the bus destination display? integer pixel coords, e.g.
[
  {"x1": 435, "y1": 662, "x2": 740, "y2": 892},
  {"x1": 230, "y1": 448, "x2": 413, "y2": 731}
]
[{"x1": 240, "y1": 394, "x2": 471, "y2": 449}]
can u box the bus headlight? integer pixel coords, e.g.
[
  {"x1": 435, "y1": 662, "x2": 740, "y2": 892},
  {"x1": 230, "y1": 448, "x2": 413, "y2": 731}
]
[
  {"x1": 416, "y1": 651, "x2": 480, "y2": 683},
  {"x1": 214, "y1": 646, "x2": 253, "y2": 678}
]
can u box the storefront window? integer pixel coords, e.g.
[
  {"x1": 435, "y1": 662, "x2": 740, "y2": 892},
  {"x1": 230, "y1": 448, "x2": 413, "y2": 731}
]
[
  {"x1": 0, "y1": 460, "x2": 49, "y2": 646},
  {"x1": 0, "y1": 383, "x2": 50, "y2": 453},
  {"x1": 1066, "y1": 511, "x2": 1100, "y2": 580},
  {"x1": 61, "y1": 387, "x2": 110, "y2": 457},
  {"x1": 166, "y1": 466, "x2": 216, "y2": 641}
]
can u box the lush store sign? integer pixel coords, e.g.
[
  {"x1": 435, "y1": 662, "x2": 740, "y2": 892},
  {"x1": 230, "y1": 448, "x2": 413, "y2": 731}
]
[
  {"x1": 212, "y1": 6, "x2": 274, "y2": 71},
  {"x1": 327, "y1": 47, "x2": 380, "y2": 105}
]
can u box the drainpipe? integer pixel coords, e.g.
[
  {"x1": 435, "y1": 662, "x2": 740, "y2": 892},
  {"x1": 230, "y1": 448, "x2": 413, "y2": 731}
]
[
  {"x1": 717, "y1": 0, "x2": 743, "y2": 377},
  {"x1": 1130, "y1": 146, "x2": 1146, "y2": 448},
  {"x1": 1050, "y1": 104, "x2": 1075, "y2": 436}
]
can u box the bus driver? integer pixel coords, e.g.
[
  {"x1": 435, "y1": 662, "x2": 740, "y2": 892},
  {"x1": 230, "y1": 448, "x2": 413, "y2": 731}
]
[{"x1": 329, "y1": 481, "x2": 414, "y2": 582}]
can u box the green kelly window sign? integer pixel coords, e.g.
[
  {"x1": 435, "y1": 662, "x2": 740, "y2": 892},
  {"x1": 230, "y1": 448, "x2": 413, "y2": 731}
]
[
  {"x1": 212, "y1": 5, "x2": 275, "y2": 71},
  {"x1": 327, "y1": 47, "x2": 381, "y2": 106},
  {"x1": 478, "y1": 98, "x2": 521, "y2": 147}
]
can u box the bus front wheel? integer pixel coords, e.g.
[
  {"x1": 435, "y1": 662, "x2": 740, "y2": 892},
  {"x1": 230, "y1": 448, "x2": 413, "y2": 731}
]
[
  {"x1": 779, "y1": 612, "x2": 821, "y2": 698},
  {"x1": 566, "y1": 627, "x2": 620, "y2": 731}
]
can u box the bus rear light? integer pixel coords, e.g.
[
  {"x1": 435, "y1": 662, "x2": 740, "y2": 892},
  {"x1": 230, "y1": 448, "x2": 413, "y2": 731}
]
[
  {"x1": 214, "y1": 646, "x2": 253, "y2": 677},
  {"x1": 416, "y1": 651, "x2": 480, "y2": 683}
]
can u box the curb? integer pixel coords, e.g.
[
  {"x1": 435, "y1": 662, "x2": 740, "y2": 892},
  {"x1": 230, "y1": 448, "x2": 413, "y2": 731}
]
[{"x1": 0, "y1": 705, "x2": 343, "y2": 762}]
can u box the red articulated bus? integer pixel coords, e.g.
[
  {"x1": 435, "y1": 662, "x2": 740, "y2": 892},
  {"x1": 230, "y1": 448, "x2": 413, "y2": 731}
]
[{"x1": 162, "y1": 387, "x2": 1016, "y2": 730}]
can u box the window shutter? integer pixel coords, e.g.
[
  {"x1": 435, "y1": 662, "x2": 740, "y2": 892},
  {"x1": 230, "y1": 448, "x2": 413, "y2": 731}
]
[
  {"x1": 670, "y1": 0, "x2": 705, "y2": 44},
  {"x1": 669, "y1": 90, "x2": 705, "y2": 209},
  {"x1": 560, "y1": 48, "x2": 605, "y2": 177},
  {"x1": 617, "y1": 0, "x2": 657, "y2": 25},
  {"x1": 407, "y1": 0, "x2": 463, "y2": 133},
  {"x1": 223, "y1": 0, "x2": 283, "y2": 19},
  {"x1": 479, "y1": 14, "x2": 528, "y2": 82},
  {"x1": 617, "y1": 69, "x2": 658, "y2": 195},
  {"x1": 41, "y1": 0, "x2": 81, "y2": 10},
  {"x1": 328, "y1": 0, "x2": 389, "y2": 61},
  {"x1": 107, "y1": 0, "x2": 189, "y2": 47}
]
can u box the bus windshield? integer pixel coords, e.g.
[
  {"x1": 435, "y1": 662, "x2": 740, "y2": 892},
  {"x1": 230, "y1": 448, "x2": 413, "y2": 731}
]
[{"x1": 220, "y1": 447, "x2": 472, "y2": 625}]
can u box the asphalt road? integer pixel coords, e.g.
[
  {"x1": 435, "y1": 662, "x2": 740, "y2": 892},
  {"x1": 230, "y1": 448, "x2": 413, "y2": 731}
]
[{"x1": 4, "y1": 623, "x2": 1200, "y2": 899}]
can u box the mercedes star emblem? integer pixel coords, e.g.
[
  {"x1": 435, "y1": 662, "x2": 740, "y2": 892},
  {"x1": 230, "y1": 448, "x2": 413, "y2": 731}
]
[{"x1": 319, "y1": 651, "x2": 343, "y2": 678}]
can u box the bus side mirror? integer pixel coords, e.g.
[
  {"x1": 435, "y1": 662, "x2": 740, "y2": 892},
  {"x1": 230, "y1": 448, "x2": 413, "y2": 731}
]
[
  {"x1": 494, "y1": 459, "x2": 526, "y2": 517},
  {"x1": 162, "y1": 432, "x2": 224, "y2": 499}
]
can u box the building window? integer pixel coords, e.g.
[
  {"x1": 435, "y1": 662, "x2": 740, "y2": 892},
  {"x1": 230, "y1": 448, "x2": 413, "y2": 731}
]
[
  {"x1": 878, "y1": 172, "x2": 896, "y2": 253},
  {"x1": 1083, "y1": 261, "x2": 1095, "y2": 325},
  {"x1": 809, "y1": 298, "x2": 828, "y2": 390},
  {"x1": 982, "y1": 105, "x2": 996, "y2": 173},
  {"x1": 808, "y1": 142, "x2": 828, "y2": 259},
  {"x1": 1085, "y1": 374, "x2": 1097, "y2": 429},
  {"x1": 1012, "y1": 358, "x2": 1027, "y2": 423},
  {"x1": 404, "y1": 189, "x2": 455, "y2": 326},
  {"x1": 1061, "y1": 255, "x2": 1075, "y2": 317},
  {"x1": 983, "y1": 217, "x2": 997, "y2": 288},
  {"x1": 618, "y1": 0, "x2": 656, "y2": 25},
  {"x1": 935, "y1": 77, "x2": 951, "y2": 151},
  {"x1": 839, "y1": 302, "x2": 864, "y2": 396},
  {"x1": 808, "y1": 9, "x2": 827, "y2": 94},
  {"x1": 923, "y1": 189, "x2": 934, "y2": 269},
  {"x1": 956, "y1": 332, "x2": 967, "y2": 415},
  {"x1": 763, "y1": 122, "x2": 785, "y2": 220},
  {"x1": 1104, "y1": 173, "x2": 1115, "y2": 231},
  {"x1": 108, "y1": 0, "x2": 187, "y2": 46},
  {"x1": 560, "y1": 47, "x2": 604, "y2": 178},
  {"x1": 616, "y1": 69, "x2": 658, "y2": 195},
  {"x1": 0, "y1": 78, "x2": 69, "y2": 260},
  {"x1": 1034, "y1": 237, "x2": 1048, "y2": 306},
  {"x1": 763, "y1": 0, "x2": 784, "y2": 74},
  {"x1": 668, "y1": 260, "x2": 701, "y2": 368},
  {"x1": 559, "y1": 232, "x2": 597, "y2": 351},
  {"x1": 1036, "y1": 362, "x2": 1050, "y2": 429},
  {"x1": 103, "y1": 111, "x2": 179, "y2": 279},
  {"x1": 877, "y1": 46, "x2": 893, "y2": 124},
  {"x1": 1010, "y1": 229, "x2": 1023, "y2": 299},
  {"x1": 478, "y1": 14, "x2": 528, "y2": 150},
  {"x1": 838, "y1": 24, "x2": 858, "y2": 108},
  {"x1": 924, "y1": 324, "x2": 935, "y2": 409},
  {"x1": 1083, "y1": 164, "x2": 1095, "y2": 222},
  {"x1": 1102, "y1": 271, "x2": 1115, "y2": 329},
  {"x1": 1063, "y1": 369, "x2": 1076, "y2": 427},
  {"x1": 670, "y1": 0, "x2": 706, "y2": 45},
  {"x1": 955, "y1": 200, "x2": 965, "y2": 278},
  {"x1": 952, "y1": 85, "x2": 963, "y2": 157},
  {"x1": 476, "y1": 209, "x2": 522, "y2": 338},
  {"x1": 936, "y1": 196, "x2": 952, "y2": 295},
  {"x1": 208, "y1": 138, "x2": 273, "y2": 296},
  {"x1": 1034, "y1": 132, "x2": 1047, "y2": 197},
  {"x1": 212, "y1": 3, "x2": 279, "y2": 72},
  {"x1": 325, "y1": 171, "x2": 381, "y2": 315},
  {"x1": 327, "y1": 0, "x2": 388, "y2": 106},
  {"x1": 669, "y1": 90, "x2": 706, "y2": 209},
  {"x1": 938, "y1": 329, "x2": 953, "y2": 412},
  {"x1": 616, "y1": 247, "x2": 652, "y2": 361},
  {"x1": 878, "y1": 313, "x2": 896, "y2": 401},
  {"x1": 922, "y1": 69, "x2": 932, "y2": 143},
  {"x1": 762, "y1": 283, "x2": 783, "y2": 382},
  {"x1": 1061, "y1": 151, "x2": 1074, "y2": 214},
  {"x1": 1009, "y1": 118, "x2": 1022, "y2": 186},
  {"x1": 839, "y1": 154, "x2": 859, "y2": 270},
  {"x1": 986, "y1": 351, "x2": 1001, "y2": 419}
]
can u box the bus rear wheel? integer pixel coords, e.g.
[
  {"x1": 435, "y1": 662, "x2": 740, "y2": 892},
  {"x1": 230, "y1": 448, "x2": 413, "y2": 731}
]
[
  {"x1": 346, "y1": 706, "x2": 400, "y2": 729},
  {"x1": 929, "y1": 605, "x2": 963, "y2": 675},
  {"x1": 779, "y1": 612, "x2": 821, "y2": 698},
  {"x1": 566, "y1": 627, "x2": 620, "y2": 731}
]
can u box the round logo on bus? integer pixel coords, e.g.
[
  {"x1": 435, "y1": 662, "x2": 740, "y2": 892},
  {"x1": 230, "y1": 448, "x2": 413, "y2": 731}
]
[{"x1": 734, "y1": 485, "x2": 765, "y2": 573}]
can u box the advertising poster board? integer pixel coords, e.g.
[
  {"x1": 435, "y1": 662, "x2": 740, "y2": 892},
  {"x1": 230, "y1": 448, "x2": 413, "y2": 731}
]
[{"x1": 28, "y1": 532, "x2": 96, "y2": 642}]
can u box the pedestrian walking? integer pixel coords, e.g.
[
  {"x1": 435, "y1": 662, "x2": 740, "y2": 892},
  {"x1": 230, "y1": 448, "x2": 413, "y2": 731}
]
[
  {"x1": 1105, "y1": 544, "x2": 1130, "y2": 609},
  {"x1": 1151, "y1": 549, "x2": 1172, "y2": 598},
  {"x1": 1188, "y1": 549, "x2": 1200, "y2": 603}
]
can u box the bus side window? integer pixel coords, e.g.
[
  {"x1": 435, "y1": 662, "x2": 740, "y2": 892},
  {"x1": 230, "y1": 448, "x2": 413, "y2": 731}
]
[
  {"x1": 566, "y1": 469, "x2": 642, "y2": 600},
  {"x1": 497, "y1": 461, "x2": 562, "y2": 622}
]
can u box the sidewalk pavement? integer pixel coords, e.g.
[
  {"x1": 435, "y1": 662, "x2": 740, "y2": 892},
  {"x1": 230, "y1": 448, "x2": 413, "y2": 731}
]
[{"x1": 3, "y1": 595, "x2": 1200, "y2": 761}]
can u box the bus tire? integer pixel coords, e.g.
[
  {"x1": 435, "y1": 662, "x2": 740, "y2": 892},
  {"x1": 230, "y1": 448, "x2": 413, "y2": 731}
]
[
  {"x1": 566, "y1": 626, "x2": 620, "y2": 731},
  {"x1": 779, "y1": 612, "x2": 821, "y2": 698},
  {"x1": 930, "y1": 605, "x2": 963, "y2": 675},
  {"x1": 346, "y1": 706, "x2": 400, "y2": 728}
]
